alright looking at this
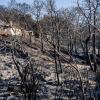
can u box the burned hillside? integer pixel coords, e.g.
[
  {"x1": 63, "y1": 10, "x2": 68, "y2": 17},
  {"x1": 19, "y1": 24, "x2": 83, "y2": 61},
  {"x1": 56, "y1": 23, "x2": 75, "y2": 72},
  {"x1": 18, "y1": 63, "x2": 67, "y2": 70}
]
[{"x1": 0, "y1": 0, "x2": 100, "y2": 100}]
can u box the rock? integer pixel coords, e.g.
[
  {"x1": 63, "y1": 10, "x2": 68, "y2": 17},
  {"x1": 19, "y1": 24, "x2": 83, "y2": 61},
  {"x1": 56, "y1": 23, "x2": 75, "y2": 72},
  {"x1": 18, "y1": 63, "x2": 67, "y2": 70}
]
[
  {"x1": 7, "y1": 96, "x2": 17, "y2": 100},
  {"x1": 0, "y1": 97, "x2": 6, "y2": 100}
]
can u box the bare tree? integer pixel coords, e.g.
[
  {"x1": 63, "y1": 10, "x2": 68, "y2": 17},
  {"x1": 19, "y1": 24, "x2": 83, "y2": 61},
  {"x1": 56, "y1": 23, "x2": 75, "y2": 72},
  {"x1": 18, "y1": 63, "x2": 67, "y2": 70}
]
[
  {"x1": 12, "y1": 40, "x2": 38, "y2": 100},
  {"x1": 77, "y1": 0, "x2": 100, "y2": 72},
  {"x1": 32, "y1": 0, "x2": 44, "y2": 50}
]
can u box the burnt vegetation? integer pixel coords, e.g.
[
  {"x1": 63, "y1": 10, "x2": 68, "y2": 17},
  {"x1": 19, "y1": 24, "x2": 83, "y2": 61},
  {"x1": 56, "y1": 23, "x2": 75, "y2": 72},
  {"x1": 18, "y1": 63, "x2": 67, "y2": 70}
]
[{"x1": 0, "y1": 0, "x2": 100, "y2": 100}]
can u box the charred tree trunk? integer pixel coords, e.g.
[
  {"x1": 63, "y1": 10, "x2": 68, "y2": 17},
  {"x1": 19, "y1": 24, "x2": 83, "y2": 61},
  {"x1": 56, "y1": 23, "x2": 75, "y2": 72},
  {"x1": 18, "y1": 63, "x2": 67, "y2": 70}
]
[
  {"x1": 41, "y1": 32, "x2": 44, "y2": 51},
  {"x1": 92, "y1": 33, "x2": 97, "y2": 72},
  {"x1": 53, "y1": 44, "x2": 60, "y2": 85},
  {"x1": 93, "y1": 9, "x2": 97, "y2": 72}
]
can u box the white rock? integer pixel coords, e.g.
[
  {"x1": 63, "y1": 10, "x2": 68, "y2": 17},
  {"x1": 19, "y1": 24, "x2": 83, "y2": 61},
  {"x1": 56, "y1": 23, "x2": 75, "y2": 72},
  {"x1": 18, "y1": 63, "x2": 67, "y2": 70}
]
[{"x1": 7, "y1": 96, "x2": 17, "y2": 100}]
